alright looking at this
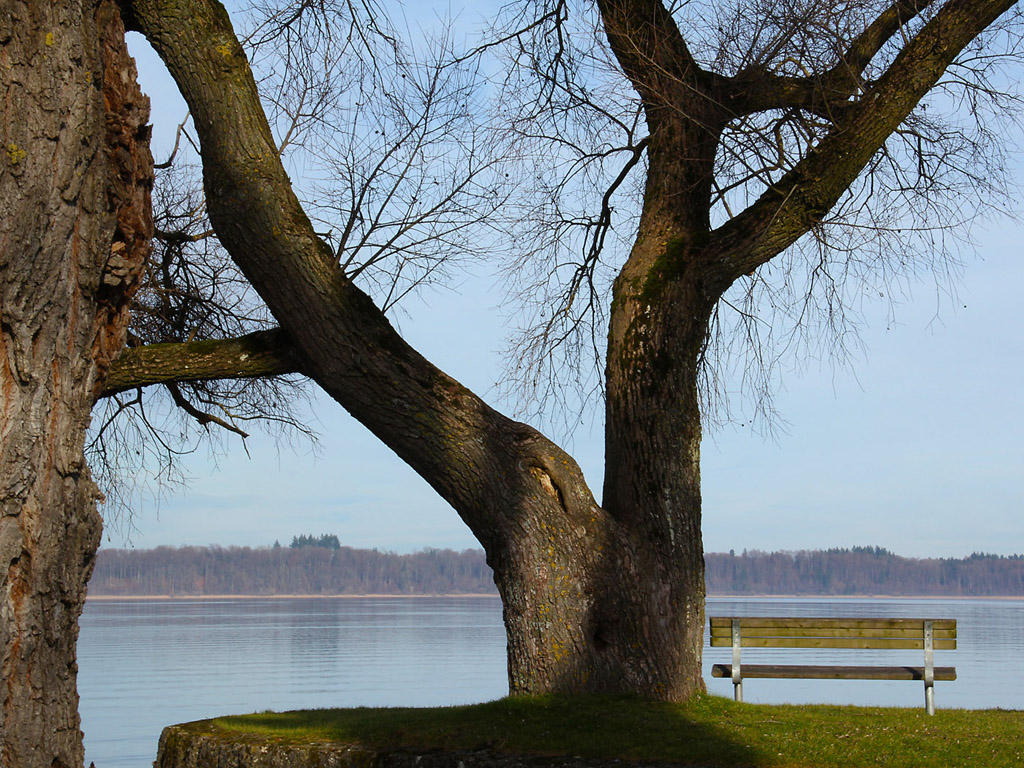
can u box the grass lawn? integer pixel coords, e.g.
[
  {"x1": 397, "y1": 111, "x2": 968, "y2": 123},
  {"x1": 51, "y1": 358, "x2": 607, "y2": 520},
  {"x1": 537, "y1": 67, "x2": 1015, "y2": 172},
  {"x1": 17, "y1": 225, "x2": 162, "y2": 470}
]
[{"x1": 195, "y1": 694, "x2": 1023, "y2": 768}]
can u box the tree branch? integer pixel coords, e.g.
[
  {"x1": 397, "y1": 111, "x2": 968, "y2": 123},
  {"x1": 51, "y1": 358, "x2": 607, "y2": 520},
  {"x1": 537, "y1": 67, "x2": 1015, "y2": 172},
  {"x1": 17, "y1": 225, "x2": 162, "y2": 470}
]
[
  {"x1": 100, "y1": 328, "x2": 303, "y2": 396},
  {"x1": 705, "y1": 0, "x2": 1017, "y2": 292},
  {"x1": 123, "y1": 0, "x2": 603, "y2": 551},
  {"x1": 595, "y1": 0, "x2": 709, "y2": 118},
  {"x1": 722, "y1": 0, "x2": 943, "y2": 120},
  {"x1": 164, "y1": 379, "x2": 250, "y2": 438},
  {"x1": 834, "y1": 0, "x2": 942, "y2": 87}
]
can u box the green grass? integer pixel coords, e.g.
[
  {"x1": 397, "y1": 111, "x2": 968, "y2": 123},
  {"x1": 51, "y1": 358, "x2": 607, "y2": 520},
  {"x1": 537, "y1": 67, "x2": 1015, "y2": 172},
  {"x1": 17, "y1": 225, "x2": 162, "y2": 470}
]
[{"x1": 192, "y1": 694, "x2": 1024, "y2": 768}]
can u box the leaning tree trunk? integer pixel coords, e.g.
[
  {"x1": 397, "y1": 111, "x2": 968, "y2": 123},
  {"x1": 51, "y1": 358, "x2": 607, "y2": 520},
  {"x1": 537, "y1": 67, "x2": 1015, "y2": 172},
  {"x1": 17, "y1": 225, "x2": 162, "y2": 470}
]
[
  {"x1": 0, "y1": 2, "x2": 151, "y2": 766},
  {"x1": 126, "y1": 0, "x2": 713, "y2": 702}
]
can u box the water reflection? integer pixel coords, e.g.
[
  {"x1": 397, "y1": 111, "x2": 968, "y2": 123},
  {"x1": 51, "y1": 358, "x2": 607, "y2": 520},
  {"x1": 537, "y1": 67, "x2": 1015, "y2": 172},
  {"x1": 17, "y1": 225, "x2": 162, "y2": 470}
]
[{"x1": 78, "y1": 597, "x2": 508, "y2": 768}]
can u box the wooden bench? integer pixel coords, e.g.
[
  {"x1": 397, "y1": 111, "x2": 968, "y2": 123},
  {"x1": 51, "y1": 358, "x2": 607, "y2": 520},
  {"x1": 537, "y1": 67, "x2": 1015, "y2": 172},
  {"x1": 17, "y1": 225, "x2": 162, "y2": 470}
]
[{"x1": 709, "y1": 616, "x2": 957, "y2": 715}]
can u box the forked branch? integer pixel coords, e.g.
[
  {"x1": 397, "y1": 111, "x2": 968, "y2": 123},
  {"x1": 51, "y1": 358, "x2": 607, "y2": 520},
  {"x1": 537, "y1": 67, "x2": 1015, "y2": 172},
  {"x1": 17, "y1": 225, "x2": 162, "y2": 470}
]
[{"x1": 706, "y1": 0, "x2": 1017, "y2": 292}]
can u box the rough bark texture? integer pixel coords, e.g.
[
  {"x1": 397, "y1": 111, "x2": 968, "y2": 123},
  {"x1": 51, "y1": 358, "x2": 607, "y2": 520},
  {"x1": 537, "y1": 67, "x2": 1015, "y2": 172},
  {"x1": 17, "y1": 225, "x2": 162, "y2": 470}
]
[
  {"x1": 0, "y1": 1, "x2": 152, "y2": 766},
  {"x1": 592, "y1": 0, "x2": 1017, "y2": 700},
  {"x1": 600, "y1": 227, "x2": 712, "y2": 700}
]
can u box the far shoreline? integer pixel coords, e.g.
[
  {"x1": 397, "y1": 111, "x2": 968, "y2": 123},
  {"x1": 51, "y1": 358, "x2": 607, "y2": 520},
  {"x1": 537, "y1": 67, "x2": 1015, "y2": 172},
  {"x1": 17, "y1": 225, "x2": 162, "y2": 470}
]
[
  {"x1": 85, "y1": 592, "x2": 1024, "y2": 601},
  {"x1": 85, "y1": 593, "x2": 502, "y2": 600}
]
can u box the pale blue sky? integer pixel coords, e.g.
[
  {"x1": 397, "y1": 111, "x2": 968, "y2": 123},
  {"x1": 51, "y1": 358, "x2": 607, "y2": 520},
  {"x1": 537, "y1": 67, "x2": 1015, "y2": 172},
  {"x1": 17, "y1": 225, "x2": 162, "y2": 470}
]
[{"x1": 110, "y1": 5, "x2": 1024, "y2": 559}]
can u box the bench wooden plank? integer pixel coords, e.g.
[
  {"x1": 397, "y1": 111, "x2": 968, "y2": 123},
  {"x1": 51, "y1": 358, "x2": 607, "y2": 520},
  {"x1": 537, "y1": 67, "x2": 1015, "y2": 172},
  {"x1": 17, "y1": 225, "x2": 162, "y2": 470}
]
[
  {"x1": 710, "y1": 636, "x2": 956, "y2": 650},
  {"x1": 709, "y1": 617, "x2": 956, "y2": 631},
  {"x1": 709, "y1": 626, "x2": 957, "y2": 640},
  {"x1": 711, "y1": 664, "x2": 958, "y2": 681}
]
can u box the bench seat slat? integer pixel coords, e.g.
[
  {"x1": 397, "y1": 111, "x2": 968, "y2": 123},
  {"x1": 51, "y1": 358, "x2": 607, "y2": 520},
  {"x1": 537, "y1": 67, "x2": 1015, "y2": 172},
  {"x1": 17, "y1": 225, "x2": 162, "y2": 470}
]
[
  {"x1": 709, "y1": 617, "x2": 956, "y2": 631},
  {"x1": 709, "y1": 626, "x2": 956, "y2": 640},
  {"x1": 711, "y1": 663, "x2": 957, "y2": 681},
  {"x1": 710, "y1": 636, "x2": 956, "y2": 650}
]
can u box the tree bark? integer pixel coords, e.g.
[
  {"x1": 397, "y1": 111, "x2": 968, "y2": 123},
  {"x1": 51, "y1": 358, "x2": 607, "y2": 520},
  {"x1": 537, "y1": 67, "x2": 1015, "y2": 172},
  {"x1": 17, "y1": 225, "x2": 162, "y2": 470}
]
[
  {"x1": 589, "y1": 0, "x2": 1016, "y2": 700},
  {"x1": 597, "y1": 203, "x2": 714, "y2": 700},
  {"x1": 0, "y1": 1, "x2": 151, "y2": 766},
  {"x1": 101, "y1": 328, "x2": 302, "y2": 396}
]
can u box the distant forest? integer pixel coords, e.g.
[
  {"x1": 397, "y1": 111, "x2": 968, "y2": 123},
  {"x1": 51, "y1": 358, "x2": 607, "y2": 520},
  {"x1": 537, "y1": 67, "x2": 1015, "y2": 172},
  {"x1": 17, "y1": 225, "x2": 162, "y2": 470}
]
[
  {"x1": 88, "y1": 543, "x2": 1024, "y2": 597},
  {"x1": 706, "y1": 547, "x2": 1024, "y2": 596},
  {"x1": 91, "y1": 544, "x2": 496, "y2": 596}
]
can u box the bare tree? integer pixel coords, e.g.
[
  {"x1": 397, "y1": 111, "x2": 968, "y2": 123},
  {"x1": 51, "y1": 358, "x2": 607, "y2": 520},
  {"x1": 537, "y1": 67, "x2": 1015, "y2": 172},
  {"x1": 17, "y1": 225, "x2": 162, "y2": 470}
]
[
  {"x1": 493, "y1": 0, "x2": 1021, "y2": 431},
  {"x1": 2, "y1": 0, "x2": 1022, "y2": 766},
  {"x1": 119, "y1": 0, "x2": 1021, "y2": 705}
]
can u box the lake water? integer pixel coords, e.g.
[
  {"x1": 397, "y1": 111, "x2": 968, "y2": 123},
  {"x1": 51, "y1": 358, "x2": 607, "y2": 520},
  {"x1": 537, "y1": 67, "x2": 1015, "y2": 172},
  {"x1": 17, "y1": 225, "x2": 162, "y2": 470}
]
[{"x1": 77, "y1": 596, "x2": 1024, "y2": 768}]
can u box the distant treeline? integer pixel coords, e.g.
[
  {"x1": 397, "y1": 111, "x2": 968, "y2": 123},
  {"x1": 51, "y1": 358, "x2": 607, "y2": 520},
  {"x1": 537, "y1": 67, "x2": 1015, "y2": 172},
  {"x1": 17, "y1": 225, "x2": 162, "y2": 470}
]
[
  {"x1": 706, "y1": 547, "x2": 1024, "y2": 596},
  {"x1": 286, "y1": 534, "x2": 342, "y2": 550},
  {"x1": 89, "y1": 544, "x2": 1024, "y2": 597},
  {"x1": 90, "y1": 545, "x2": 497, "y2": 596}
]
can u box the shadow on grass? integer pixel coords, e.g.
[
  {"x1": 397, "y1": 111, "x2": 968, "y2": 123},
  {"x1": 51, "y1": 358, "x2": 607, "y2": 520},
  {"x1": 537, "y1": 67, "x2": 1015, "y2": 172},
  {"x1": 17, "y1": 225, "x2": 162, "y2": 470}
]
[{"x1": 216, "y1": 694, "x2": 772, "y2": 767}]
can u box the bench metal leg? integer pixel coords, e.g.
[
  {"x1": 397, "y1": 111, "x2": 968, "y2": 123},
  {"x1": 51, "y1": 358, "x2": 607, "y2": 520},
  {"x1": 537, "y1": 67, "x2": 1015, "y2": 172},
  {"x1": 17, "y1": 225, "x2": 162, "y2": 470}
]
[
  {"x1": 924, "y1": 620, "x2": 935, "y2": 715},
  {"x1": 731, "y1": 619, "x2": 743, "y2": 703}
]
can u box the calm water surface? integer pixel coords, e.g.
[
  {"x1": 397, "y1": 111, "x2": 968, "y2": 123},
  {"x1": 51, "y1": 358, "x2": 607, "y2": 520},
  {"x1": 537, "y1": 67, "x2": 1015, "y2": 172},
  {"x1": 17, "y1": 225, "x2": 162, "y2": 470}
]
[
  {"x1": 77, "y1": 596, "x2": 1024, "y2": 768},
  {"x1": 78, "y1": 597, "x2": 508, "y2": 768}
]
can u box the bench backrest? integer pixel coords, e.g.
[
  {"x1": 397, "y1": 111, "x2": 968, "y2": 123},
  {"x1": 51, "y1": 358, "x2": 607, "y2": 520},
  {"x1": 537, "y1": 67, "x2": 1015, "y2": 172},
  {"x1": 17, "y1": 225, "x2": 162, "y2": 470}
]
[{"x1": 708, "y1": 617, "x2": 957, "y2": 650}]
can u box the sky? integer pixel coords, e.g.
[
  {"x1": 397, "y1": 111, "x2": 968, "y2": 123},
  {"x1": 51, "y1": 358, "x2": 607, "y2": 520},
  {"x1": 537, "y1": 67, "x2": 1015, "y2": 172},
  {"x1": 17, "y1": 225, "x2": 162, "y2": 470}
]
[{"x1": 109, "y1": 4, "x2": 1024, "y2": 560}]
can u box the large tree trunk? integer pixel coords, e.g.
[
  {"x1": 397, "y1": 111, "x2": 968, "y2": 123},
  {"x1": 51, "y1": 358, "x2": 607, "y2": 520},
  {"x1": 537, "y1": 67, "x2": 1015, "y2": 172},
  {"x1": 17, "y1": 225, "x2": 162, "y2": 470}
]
[
  {"x1": 487, "y1": 205, "x2": 713, "y2": 699},
  {"x1": 598, "y1": 209, "x2": 713, "y2": 700},
  {"x1": 0, "y1": 2, "x2": 151, "y2": 766},
  {"x1": 125, "y1": 0, "x2": 710, "y2": 702}
]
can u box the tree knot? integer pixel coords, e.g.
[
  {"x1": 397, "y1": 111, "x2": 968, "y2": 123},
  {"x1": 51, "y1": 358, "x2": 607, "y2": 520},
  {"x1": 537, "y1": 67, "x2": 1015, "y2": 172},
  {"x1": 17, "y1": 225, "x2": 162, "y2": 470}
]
[{"x1": 529, "y1": 465, "x2": 566, "y2": 512}]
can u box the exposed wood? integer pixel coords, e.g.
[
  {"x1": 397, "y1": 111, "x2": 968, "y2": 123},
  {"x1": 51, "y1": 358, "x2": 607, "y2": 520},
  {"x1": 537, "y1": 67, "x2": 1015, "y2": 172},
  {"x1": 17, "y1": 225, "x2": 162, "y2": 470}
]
[
  {"x1": 712, "y1": 664, "x2": 958, "y2": 681},
  {"x1": 710, "y1": 626, "x2": 956, "y2": 640},
  {"x1": 710, "y1": 616, "x2": 957, "y2": 712},
  {"x1": 708, "y1": 616, "x2": 957, "y2": 649}
]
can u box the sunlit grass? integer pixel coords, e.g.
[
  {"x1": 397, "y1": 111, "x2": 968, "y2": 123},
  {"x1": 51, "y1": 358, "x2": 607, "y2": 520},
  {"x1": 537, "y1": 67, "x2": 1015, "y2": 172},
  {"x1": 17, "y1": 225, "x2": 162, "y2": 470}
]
[{"x1": 184, "y1": 694, "x2": 1024, "y2": 768}]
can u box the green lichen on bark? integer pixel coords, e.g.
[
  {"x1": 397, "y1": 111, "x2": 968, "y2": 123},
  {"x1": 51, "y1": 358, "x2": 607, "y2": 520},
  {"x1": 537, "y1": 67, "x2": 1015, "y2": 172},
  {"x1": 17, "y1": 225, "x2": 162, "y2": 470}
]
[{"x1": 638, "y1": 236, "x2": 689, "y2": 303}]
